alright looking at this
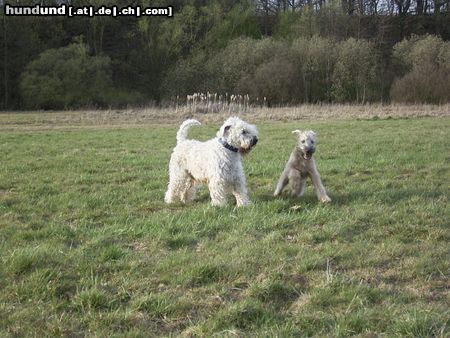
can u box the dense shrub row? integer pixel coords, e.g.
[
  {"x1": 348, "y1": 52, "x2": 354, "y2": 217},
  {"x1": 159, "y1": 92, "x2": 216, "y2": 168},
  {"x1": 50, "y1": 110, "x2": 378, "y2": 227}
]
[
  {"x1": 164, "y1": 34, "x2": 449, "y2": 105},
  {"x1": 19, "y1": 34, "x2": 449, "y2": 108}
]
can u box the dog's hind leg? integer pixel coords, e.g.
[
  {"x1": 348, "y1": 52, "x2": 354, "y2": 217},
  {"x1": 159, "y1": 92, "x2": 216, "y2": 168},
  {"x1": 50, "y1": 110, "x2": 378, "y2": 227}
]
[
  {"x1": 181, "y1": 178, "x2": 198, "y2": 203},
  {"x1": 164, "y1": 181, "x2": 179, "y2": 204},
  {"x1": 289, "y1": 169, "x2": 304, "y2": 197},
  {"x1": 165, "y1": 170, "x2": 190, "y2": 204},
  {"x1": 297, "y1": 178, "x2": 306, "y2": 197}
]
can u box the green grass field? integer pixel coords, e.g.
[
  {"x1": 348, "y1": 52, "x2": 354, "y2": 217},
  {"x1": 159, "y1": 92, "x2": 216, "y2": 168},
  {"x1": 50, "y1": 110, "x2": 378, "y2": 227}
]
[{"x1": 0, "y1": 113, "x2": 449, "y2": 336}]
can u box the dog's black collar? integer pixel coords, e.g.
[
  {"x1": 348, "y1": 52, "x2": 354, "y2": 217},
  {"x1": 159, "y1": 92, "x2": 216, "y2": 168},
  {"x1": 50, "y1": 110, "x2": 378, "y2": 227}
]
[{"x1": 218, "y1": 138, "x2": 239, "y2": 153}]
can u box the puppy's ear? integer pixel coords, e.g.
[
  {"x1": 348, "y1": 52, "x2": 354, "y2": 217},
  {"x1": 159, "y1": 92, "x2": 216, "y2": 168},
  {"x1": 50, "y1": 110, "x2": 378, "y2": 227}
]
[
  {"x1": 292, "y1": 129, "x2": 302, "y2": 135},
  {"x1": 309, "y1": 130, "x2": 317, "y2": 137}
]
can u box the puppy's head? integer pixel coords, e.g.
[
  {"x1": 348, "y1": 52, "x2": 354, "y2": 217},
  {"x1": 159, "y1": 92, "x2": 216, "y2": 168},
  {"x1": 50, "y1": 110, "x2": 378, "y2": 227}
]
[
  {"x1": 217, "y1": 117, "x2": 258, "y2": 154},
  {"x1": 292, "y1": 129, "x2": 317, "y2": 160}
]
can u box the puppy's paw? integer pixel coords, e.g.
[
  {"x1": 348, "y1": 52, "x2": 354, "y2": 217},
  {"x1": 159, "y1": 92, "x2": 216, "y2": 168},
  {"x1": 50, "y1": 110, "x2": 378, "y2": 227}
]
[
  {"x1": 320, "y1": 195, "x2": 332, "y2": 203},
  {"x1": 236, "y1": 200, "x2": 251, "y2": 207}
]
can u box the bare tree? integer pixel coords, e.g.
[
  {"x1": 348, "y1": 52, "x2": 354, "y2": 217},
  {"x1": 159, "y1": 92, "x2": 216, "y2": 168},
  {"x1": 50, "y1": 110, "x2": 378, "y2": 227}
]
[{"x1": 394, "y1": 0, "x2": 411, "y2": 14}]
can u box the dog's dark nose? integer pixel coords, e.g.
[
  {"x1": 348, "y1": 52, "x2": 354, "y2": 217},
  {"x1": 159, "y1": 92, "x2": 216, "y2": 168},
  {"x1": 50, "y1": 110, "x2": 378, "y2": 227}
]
[
  {"x1": 307, "y1": 148, "x2": 315, "y2": 155},
  {"x1": 251, "y1": 137, "x2": 258, "y2": 146}
]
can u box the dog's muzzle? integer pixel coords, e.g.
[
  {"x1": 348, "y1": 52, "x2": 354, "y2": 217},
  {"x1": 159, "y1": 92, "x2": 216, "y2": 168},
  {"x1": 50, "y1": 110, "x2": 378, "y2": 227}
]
[{"x1": 302, "y1": 147, "x2": 315, "y2": 160}]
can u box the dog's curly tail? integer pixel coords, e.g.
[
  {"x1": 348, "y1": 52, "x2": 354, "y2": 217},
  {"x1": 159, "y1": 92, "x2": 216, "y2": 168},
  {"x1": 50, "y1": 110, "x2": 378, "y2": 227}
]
[{"x1": 176, "y1": 119, "x2": 201, "y2": 144}]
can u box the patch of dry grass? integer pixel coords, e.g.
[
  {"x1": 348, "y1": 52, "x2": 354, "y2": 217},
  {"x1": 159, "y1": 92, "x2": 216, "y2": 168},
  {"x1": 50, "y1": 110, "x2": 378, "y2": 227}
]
[{"x1": 0, "y1": 104, "x2": 449, "y2": 131}]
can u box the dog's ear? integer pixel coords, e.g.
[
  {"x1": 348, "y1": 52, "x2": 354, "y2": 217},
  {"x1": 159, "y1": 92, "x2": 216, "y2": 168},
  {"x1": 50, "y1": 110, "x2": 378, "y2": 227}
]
[
  {"x1": 223, "y1": 125, "x2": 231, "y2": 137},
  {"x1": 218, "y1": 125, "x2": 232, "y2": 138},
  {"x1": 309, "y1": 130, "x2": 317, "y2": 137},
  {"x1": 292, "y1": 129, "x2": 302, "y2": 135}
]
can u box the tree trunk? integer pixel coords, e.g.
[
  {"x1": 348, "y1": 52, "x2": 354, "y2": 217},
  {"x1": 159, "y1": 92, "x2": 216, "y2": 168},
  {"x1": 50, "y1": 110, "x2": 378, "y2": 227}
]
[{"x1": 417, "y1": 0, "x2": 424, "y2": 13}]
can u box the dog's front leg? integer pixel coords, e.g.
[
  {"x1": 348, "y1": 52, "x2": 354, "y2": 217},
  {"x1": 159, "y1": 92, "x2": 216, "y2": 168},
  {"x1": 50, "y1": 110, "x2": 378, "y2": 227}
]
[
  {"x1": 232, "y1": 176, "x2": 250, "y2": 207},
  {"x1": 209, "y1": 180, "x2": 228, "y2": 206},
  {"x1": 309, "y1": 161, "x2": 331, "y2": 203},
  {"x1": 274, "y1": 166, "x2": 292, "y2": 196}
]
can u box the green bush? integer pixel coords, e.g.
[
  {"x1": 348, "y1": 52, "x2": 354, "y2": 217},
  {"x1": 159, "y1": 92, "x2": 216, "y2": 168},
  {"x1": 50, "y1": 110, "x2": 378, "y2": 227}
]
[
  {"x1": 290, "y1": 36, "x2": 336, "y2": 102},
  {"x1": 161, "y1": 37, "x2": 290, "y2": 103},
  {"x1": 391, "y1": 34, "x2": 450, "y2": 103},
  {"x1": 20, "y1": 41, "x2": 113, "y2": 109},
  {"x1": 252, "y1": 57, "x2": 298, "y2": 105},
  {"x1": 162, "y1": 36, "x2": 385, "y2": 105},
  {"x1": 332, "y1": 38, "x2": 379, "y2": 103}
]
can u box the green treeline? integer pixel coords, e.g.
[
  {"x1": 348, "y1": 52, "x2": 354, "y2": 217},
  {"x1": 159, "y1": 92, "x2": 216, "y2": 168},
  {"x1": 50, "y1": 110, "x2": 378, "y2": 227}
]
[{"x1": 1, "y1": 0, "x2": 449, "y2": 109}]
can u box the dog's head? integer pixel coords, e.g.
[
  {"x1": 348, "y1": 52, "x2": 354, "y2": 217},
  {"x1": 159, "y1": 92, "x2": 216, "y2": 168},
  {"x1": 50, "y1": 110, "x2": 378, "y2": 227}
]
[
  {"x1": 292, "y1": 129, "x2": 317, "y2": 160},
  {"x1": 217, "y1": 117, "x2": 258, "y2": 154}
]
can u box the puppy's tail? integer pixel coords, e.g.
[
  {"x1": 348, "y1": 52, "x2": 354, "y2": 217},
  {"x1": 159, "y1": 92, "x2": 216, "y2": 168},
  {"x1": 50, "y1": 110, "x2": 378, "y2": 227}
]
[{"x1": 176, "y1": 119, "x2": 201, "y2": 144}]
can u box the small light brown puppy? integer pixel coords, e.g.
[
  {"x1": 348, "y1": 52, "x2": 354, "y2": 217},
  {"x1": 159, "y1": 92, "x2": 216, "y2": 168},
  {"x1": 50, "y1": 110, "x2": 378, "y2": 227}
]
[{"x1": 274, "y1": 129, "x2": 331, "y2": 203}]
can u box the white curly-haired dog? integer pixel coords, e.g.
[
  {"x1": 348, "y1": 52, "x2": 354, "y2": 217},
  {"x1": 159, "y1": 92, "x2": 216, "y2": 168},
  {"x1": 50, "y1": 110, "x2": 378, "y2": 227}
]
[
  {"x1": 164, "y1": 117, "x2": 258, "y2": 207},
  {"x1": 274, "y1": 129, "x2": 331, "y2": 203}
]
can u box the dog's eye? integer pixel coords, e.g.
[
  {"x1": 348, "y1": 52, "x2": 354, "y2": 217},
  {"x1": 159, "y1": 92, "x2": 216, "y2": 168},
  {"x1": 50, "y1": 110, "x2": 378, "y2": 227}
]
[
  {"x1": 311, "y1": 140, "x2": 314, "y2": 144},
  {"x1": 242, "y1": 130, "x2": 247, "y2": 135},
  {"x1": 301, "y1": 140, "x2": 305, "y2": 144}
]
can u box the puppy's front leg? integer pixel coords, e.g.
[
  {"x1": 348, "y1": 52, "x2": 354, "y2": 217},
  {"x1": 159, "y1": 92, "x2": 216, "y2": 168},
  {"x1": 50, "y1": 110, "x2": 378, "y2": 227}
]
[
  {"x1": 274, "y1": 167, "x2": 290, "y2": 196},
  {"x1": 309, "y1": 161, "x2": 331, "y2": 203}
]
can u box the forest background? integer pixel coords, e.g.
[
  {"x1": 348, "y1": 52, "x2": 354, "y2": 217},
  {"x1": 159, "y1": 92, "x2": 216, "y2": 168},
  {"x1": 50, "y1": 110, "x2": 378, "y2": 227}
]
[{"x1": 1, "y1": 0, "x2": 449, "y2": 110}]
